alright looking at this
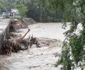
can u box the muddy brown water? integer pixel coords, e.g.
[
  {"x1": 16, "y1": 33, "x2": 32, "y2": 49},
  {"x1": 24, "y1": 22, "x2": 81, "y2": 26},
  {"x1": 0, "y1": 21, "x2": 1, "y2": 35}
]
[{"x1": 0, "y1": 23, "x2": 67, "y2": 70}]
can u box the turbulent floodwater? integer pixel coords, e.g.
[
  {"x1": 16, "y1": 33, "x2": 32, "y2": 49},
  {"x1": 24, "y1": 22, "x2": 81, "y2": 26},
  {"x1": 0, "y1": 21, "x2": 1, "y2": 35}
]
[
  {"x1": 0, "y1": 23, "x2": 69, "y2": 70},
  {"x1": 20, "y1": 23, "x2": 69, "y2": 41}
]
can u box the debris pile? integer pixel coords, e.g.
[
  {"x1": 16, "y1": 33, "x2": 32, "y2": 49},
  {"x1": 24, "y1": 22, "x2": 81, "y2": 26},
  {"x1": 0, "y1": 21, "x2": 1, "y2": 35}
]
[
  {"x1": 0, "y1": 19, "x2": 29, "y2": 55},
  {"x1": 0, "y1": 19, "x2": 62, "y2": 55},
  {"x1": 1, "y1": 39, "x2": 22, "y2": 55}
]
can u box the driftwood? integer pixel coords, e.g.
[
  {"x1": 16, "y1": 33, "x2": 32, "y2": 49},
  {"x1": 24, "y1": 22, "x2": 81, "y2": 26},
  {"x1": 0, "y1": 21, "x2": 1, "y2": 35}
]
[
  {"x1": 1, "y1": 39, "x2": 20, "y2": 55},
  {"x1": 1, "y1": 21, "x2": 30, "y2": 55},
  {"x1": 1, "y1": 39, "x2": 29, "y2": 55},
  {"x1": 1, "y1": 35, "x2": 62, "y2": 55},
  {"x1": 0, "y1": 36, "x2": 37, "y2": 55}
]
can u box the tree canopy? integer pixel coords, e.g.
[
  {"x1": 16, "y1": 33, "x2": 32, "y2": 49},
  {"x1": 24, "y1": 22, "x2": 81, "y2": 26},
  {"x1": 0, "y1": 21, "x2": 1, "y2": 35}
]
[
  {"x1": 0, "y1": 0, "x2": 28, "y2": 16},
  {"x1": 0, "y1": 0, "x2": 62, "y2": 22}
]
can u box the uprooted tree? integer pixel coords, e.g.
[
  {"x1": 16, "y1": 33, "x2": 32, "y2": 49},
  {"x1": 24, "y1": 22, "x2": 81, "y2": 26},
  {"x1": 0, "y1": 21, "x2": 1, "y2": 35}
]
[{"x1": 39, "y1": 0, "x2": 85, "y2": 70}]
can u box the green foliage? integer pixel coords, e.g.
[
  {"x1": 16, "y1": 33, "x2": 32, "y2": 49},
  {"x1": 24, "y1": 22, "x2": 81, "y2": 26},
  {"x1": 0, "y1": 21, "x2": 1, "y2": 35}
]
[
  {"x1": 56, "y1": 45, "x2": 73, "y2": 70},
  {"x1": 0, "y1": 0, "x2": 62, "y2": 22},
  {"x1": 0, "y1": 0, "x2": 28, "y2": 16},
  {"x1": 17, "y1": 4, "x2": 27, "y2": 16},
  {"x1": 26, "y1": 0, "x2": 62, "y2": 22},
  {"x1": 40, "y1": 0, "x2": 85, "y2": 70},
  {"x1": 69, "y1": 35, "x2": 83, "y2": 64}
]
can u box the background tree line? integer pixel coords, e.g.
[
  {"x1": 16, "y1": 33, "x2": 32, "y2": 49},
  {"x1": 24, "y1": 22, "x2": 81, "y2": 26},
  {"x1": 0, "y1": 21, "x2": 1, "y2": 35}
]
[{"x1": 0, "y1": 0, "x2": 62, "y2": 22}]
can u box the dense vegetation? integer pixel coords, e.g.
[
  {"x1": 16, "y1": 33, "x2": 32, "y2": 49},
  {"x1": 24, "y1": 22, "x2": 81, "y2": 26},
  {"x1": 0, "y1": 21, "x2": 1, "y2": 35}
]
[
  {"x1": 0, "y1": 0, "x2": 62, "y2": 22},
  {"x1": 0, "y1": 0, "x2": 28, "y2": 16},
  {"x1": 41, "y1": 0, "x2": 85, "y2": 70}
]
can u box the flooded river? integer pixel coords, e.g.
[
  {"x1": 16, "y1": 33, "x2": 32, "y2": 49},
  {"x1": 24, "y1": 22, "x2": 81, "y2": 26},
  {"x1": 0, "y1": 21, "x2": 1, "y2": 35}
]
[{"x1": 0, "y1": 23, "x2": 68, "y2": 70}]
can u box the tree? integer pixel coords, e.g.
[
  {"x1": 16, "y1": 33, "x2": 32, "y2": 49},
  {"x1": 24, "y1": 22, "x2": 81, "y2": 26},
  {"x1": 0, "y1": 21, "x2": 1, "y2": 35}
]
[
  {"x1": 0, "y1": 0, "x2": 28, "y2": 16},
  {"x1": 16, "y1": 0, "x2": 29, "y2": 16},
  {"x1": 0, "y1": 0, "x2": 62, "y2": 21},
  {"x1": 39, "y1": 0, "x2": 85, "y2": 70},
  {"x1": 26, "y1": 0, "x2": 62, "y2": 22},
  {"x1": 17, "y1": 4, "x2": 27, "y2": 16}
]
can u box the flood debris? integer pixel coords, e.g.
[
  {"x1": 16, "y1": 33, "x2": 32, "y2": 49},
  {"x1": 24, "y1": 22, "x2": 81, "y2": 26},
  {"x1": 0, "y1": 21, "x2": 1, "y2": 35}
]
[
  {"x1": 0, "y1": 19, "x2": 38, "y2": 55},
  {"x1": 24, "y1": 36, "x2": 62, "y2": 48},
  {"x1": 0, "y1": 19, "x2": 29, "y2": 55},
  {"x1": 1, "y1": 38, "x2": 30, "y2": 55},
  {"x1": 0, "y1": 19, "x2": 62, "y2": 55},
  {"x1": 1, "y1": 35, "x2": 62, "y2": 55},
  {"x1": 9, "y1": 19, "x2": 22, "y2": 32},
  {"x1": 35, "y1": 37, "x2": 62, "y2": 47},
  {"x1": 1, "y1": 39, "x2": 21, "y2": 55},
  {"x1": 0, "y1": 36, "x2": 36, "y2": 55}
]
